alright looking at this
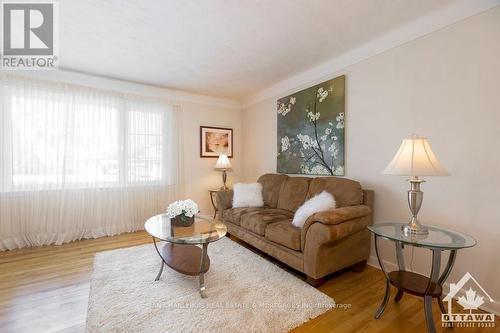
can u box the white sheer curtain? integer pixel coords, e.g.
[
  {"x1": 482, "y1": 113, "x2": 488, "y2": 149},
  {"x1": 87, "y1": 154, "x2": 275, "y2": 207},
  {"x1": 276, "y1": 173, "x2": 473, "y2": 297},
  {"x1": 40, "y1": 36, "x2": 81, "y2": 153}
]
[{"x1": 0, "y1": 75, "x2": 184, "y2": 250}]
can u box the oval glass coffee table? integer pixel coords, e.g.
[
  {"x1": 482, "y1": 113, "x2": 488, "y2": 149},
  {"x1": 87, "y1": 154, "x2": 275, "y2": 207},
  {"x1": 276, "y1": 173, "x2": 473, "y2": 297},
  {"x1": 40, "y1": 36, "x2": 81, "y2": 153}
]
[
  {"x1": 144, "y1": 214, "x2": 227, "y2": 298},
  {"x1": 368, "y1": 223, "x2": 476, "y2": 333}
]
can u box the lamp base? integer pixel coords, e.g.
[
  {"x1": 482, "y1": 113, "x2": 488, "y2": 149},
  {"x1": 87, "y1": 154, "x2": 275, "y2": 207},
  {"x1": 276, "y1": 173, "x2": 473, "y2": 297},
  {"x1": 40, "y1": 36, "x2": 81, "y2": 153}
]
[
  {"x1": 402, "y1": 177, "x2": 429, "y2": 236},
  {"x1": 220, "y1": 170, "x2": 228, "y2": 190},
  {"x1": 401, "y1": 219, "x2": 429, "y2": 236}
]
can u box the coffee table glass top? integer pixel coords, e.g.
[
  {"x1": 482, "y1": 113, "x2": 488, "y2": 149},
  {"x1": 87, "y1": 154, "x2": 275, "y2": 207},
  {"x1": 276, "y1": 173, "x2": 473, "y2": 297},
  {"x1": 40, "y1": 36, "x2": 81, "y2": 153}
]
[
  {"x1": 368, "y1": 223, "x2": 476, "y2": 250},
  {"x1": 144, "y1": 214, "x2": 227, "y2": 244}
]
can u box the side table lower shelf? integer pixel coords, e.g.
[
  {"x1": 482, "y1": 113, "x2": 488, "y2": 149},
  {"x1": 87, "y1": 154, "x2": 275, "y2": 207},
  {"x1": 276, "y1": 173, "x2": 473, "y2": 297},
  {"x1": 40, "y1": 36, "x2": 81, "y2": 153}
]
[{"x1": 388, "y1": 271, "x2": 442, "y2": 297}]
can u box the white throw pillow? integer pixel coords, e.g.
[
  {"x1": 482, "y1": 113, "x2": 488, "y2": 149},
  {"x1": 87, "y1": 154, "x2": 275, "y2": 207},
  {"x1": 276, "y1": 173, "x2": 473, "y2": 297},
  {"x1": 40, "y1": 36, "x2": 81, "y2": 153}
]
[
  {"x1": 292, "y1": 191, "x2": 336, "y2": 228},
  {"x1": 232, "y1": 183, "x2": 264, "y2": 208}
]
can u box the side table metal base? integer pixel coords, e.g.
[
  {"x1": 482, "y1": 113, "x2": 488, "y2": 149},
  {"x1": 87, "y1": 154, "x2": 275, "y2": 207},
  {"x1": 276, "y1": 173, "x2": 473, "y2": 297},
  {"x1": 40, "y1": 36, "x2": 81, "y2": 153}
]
[
  {"x1": 373, "y1": 234, "x2": 458, "y2": 333},
  {"x1": 375, "y1": 279, "x2": 391, "y2": 319}
]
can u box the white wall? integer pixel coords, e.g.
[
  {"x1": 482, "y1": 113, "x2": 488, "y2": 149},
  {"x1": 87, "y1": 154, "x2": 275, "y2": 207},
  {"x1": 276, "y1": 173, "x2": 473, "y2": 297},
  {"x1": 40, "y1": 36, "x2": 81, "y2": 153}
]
[
  {"x1": 181, "y1": 102, "x2": 242, "y2": 214},
  {"x1": 242, "y1": 7, "x2": 500, "y2": 313}
]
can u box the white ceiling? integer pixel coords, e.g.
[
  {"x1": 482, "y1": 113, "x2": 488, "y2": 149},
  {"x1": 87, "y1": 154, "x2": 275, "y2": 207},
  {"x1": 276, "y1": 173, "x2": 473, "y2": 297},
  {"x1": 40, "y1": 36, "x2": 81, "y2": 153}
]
[{"x1": 60, "y1": 0, "x2": 461, "y2": 100}]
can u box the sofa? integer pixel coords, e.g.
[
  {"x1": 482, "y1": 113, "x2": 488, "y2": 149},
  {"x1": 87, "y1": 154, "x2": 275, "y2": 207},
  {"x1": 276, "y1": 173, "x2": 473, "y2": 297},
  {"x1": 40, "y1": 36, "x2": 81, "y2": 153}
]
[{"x1": 216, "y1": 173, "x2": 374, "y2": 286}]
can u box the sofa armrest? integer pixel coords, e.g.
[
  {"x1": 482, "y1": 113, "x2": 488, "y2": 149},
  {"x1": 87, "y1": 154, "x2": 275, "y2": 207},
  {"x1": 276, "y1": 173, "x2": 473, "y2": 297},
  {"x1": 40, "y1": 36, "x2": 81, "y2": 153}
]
[
  {"x1": 307, "y1": 205, "x2": 372, "y2": 226},
  {"x1": 363, "y1": 189, "x2": 375, "y2": 212},
  {"x1": 302, "y1": 217, "x2": 372, "y2": 278},
  {"x1": 301, "y1": 205, "x2": 372, "y2": 250},
  {"x1": 216, "y1": 190, "x2": 233, "y2": 217}
]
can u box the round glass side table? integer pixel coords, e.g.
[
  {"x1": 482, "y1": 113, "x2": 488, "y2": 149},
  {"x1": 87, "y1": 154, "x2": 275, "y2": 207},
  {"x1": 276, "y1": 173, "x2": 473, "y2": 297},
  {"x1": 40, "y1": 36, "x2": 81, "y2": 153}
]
[{"x1": 368, "y1": 223, "x2": 476, "y2": 333}]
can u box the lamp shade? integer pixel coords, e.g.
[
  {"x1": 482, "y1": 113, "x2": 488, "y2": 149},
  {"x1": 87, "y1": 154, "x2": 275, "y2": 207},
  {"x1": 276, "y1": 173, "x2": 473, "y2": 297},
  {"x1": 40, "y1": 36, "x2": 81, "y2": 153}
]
[
  {"x1": 382, "y1": 135, "x2": 449, "y2": 176},
  {"x1": 214, "y1": 154, "x2": 233, "y2": 171}
]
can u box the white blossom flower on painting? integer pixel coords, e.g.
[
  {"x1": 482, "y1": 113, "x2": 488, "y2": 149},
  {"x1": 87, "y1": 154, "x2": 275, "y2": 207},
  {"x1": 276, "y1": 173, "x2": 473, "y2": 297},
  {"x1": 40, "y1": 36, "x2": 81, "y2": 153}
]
[
  {"x1": 307, "y1": 111, "x2": 320, "y2": 122},
  {"x1": 312, "y1": 165, "x2": 330, "y2": 174},
  {"x1": 320, "y1": 135, "x2": 327, "y2": 141},
  {"x1": 333, "y1": 166, "x2": 344, "y2": 176},
  {"x1": 166, "y1": 199, "x2": 199, "y2": 218},
  {"x1": 307, "y1": 112, "x2": 315, "y2": 122},
  {"x1": 325, "y1": 128, "x2": 332, "y2": 135},
  {"x1": 277, "y1": 102, "x2": 292, "y2": 116},
  {"x1": 297, "y1": 133, "x2": 311, "y2": 149},
  {"x1": 335, "y1": 112, "x2": 345, "y2": 129},
  {"x1": 277, "y1": 102, "x2": 285, "y2": 114},
  {"x1": 289, "y1": 96, "x2": 296, "y2": 105},
  {"x1": 317, "y1": 87, "x2": 329, "y2": 102},
  {"x1": 297, "y1": 134, "x2": 318, "y2": 150},
  {"x1": 301, "y1": 164, "x2": 330, "y2": 175},
  {"x1": 281, "y1": 136, "x2": 290, "y2": 152},
  {"x1": 327, "y1": 142, "x2": 340, "y2": 158}
]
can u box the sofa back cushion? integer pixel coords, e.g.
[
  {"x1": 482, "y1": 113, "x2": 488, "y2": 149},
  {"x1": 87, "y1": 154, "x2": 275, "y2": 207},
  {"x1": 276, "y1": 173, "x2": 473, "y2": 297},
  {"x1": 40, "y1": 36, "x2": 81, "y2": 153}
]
[
  {"x1": 257, "y1": 173, "x2": 289, "y2": 208},
  {"x1": 307, "y1": 177, "x2": 363, "y2": 208},
  {"x1": 277, "y1": 177, "x2": 311, "y2": 212}
]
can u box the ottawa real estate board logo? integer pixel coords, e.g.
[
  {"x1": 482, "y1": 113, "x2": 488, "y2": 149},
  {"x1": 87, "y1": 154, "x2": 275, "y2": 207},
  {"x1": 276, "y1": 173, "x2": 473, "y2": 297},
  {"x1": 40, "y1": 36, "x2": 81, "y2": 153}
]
[
  {"x1": 442, "y1": 272, "x2": 495, "y2": 328},
  {"x1": 1, "y1": 1, "x2": 58, "y2": 69}
]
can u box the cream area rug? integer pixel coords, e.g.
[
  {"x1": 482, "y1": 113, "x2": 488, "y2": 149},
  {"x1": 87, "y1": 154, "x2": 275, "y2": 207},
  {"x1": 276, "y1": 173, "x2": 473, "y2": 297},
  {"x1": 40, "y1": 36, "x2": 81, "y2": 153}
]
[{"x1": 86, "y1": 237, "x2": 335, "y2": 333}]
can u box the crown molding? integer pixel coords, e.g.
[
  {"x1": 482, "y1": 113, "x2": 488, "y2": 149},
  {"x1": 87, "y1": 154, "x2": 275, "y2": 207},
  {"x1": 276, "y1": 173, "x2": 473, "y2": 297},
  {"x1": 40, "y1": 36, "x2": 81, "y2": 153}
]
[
  {"x1": 241, "y1": 0, "x2": 500, "y2": 108},
  {"x1": 6, "y1": 68, "x2": 242, "y2": 109}
]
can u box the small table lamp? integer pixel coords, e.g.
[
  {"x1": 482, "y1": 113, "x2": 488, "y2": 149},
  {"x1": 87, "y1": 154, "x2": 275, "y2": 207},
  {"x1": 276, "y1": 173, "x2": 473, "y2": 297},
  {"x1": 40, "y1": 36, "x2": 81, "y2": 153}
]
[
  {"x1": 383, "y1": 134, "x2": 449, "y2": 236},
  {"x1": 214, "y1": 154, "x2": 232, "y2": 190}
]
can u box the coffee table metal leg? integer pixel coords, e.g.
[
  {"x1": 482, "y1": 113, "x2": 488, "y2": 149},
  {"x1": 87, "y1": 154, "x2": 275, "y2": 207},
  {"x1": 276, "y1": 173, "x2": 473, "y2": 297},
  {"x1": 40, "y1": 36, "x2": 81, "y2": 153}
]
[
  {"x1": 155, "y1": 260, "x2": 164, "y2": 281},
  {"x1": 152, "y1": 236, "x2": 166, "y2": 281},
  {"x1": 199, "y1": 243, "x2": 208, "y2": 298}
]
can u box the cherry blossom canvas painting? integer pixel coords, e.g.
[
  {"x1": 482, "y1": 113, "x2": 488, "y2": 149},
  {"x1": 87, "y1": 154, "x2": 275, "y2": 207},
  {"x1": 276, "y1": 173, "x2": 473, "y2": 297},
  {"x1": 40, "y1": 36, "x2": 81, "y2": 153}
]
[{"x1": 277, "y1": 75, "x2": 345, "y2": 175}]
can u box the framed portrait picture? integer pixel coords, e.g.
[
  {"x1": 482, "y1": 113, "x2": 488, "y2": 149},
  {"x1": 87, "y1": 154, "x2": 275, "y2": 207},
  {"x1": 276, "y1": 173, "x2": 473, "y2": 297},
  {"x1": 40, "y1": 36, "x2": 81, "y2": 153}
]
[{"x1": 200, "y1": 126, "x2": 233, "y2": 158}]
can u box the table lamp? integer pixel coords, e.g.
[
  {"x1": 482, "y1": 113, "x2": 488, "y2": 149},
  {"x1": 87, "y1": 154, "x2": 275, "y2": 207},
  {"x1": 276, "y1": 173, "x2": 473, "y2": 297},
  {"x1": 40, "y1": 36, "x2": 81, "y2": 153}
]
[
  {"x1": 382, "y1": 134, "x2": 449, "y2": 236},
  {"x1": 214, "y1": 154, "x2": 232, "y2": 190}
]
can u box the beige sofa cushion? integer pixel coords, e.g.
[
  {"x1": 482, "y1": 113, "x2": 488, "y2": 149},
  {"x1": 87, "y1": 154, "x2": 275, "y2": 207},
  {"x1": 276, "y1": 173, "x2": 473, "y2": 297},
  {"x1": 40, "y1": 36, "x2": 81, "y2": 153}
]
[
  {"x1": 277, "y1": 177, "x2": 311, "y2": 212},
  {"x1": 307, "y1": 177, "x2": 363, "y2": 208},
  {"x1": 223, "y1": 207, "x2": 263, "y2": 226},
  {"x1": 240, "y1": 209, "x2": 293, "y2": 236},
  {"x1": 265, "y1": 220, "x2": 301, "y2": 251},
  {"x1": 257, "y1": 173, "x2": 289, "y2": 208}
]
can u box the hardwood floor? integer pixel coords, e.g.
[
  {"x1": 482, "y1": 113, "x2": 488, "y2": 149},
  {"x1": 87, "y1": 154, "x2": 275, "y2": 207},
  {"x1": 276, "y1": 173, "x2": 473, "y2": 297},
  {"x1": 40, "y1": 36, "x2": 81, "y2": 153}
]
[{"x1": 0, "y1": 231, "x2": 498, "y2": 333}]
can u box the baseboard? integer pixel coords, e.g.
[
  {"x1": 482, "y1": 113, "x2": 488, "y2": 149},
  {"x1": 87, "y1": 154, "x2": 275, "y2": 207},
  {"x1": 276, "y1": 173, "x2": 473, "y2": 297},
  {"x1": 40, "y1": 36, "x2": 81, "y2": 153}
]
[{"x1": 367, "y1": 256, "x2": 499, "y2": 316}]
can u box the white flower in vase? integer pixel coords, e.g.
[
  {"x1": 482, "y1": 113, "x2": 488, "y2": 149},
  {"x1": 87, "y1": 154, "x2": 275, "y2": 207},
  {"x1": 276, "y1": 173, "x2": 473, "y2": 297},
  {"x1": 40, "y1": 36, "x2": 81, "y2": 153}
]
[{"x1": 166, "y1": 199, "x2": 199, "y2": 218}]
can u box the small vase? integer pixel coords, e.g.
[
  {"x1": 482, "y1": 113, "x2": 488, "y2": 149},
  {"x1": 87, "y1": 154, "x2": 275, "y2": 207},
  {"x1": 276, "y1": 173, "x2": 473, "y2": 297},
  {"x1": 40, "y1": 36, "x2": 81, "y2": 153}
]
[{"x1": 172, "y1": 214, "x2": 195, "y2": 227}]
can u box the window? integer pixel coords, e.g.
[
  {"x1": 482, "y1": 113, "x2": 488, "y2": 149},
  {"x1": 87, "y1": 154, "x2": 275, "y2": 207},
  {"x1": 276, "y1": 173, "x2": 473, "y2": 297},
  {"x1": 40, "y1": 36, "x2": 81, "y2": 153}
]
[
  {"x1": 127, "y1": 111, "x2": 163, "y2": 183},
  {"x1": 0, "y1": 77, "x2": 172, "y2": 192}
]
